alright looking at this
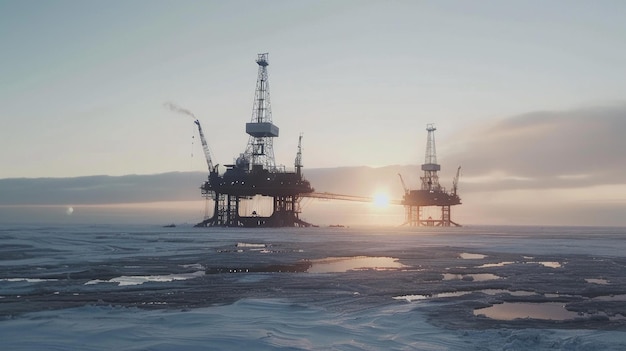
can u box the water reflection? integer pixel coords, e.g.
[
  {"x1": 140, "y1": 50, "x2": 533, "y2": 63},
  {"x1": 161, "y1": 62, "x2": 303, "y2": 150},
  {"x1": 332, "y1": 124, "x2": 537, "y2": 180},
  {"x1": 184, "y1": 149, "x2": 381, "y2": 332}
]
[
  {"x1": 474, "y1": 302, "x2": 579, "y2": 320},
  {"x1": 307, "y1": 256, "x2": 406, "y2": 273},
  {"x1": 476, "y1": 302, "x2": 626, "y2": 321}
]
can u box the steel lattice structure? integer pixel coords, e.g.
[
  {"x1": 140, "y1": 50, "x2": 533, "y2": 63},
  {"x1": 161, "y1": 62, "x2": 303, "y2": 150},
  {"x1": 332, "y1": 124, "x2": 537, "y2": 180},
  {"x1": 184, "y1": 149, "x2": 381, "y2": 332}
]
[{"x1": 240, "y1": 53, "x2": 279, "y2": 171}]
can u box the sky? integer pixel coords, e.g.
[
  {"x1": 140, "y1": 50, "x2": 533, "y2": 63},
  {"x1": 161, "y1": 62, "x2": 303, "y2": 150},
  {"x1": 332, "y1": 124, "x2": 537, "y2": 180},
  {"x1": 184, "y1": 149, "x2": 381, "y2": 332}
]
[{"x1": 1, "y1": 0, "x2": 626, "y2": 226}]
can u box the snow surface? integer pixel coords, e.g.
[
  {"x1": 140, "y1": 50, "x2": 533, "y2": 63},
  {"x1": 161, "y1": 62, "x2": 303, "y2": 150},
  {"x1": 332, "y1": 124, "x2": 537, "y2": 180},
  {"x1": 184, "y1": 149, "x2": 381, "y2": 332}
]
[{"x1": 1, "y1": 224, "x2": 626, "y2": 350}]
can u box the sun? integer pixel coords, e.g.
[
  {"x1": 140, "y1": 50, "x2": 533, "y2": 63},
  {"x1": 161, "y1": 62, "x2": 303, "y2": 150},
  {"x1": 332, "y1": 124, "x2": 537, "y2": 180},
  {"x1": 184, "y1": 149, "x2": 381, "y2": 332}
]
[{"x1": 373, "y1": 193, "x2": 390, "y2": 208}]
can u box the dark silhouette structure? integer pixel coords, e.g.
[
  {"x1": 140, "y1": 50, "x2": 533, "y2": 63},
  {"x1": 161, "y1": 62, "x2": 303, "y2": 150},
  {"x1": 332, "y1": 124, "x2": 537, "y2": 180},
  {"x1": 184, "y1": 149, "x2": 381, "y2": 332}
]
[
  {"x1": 399, "y1": 124, "x2": 461, "y2": 226},
  {"x1": 194, "y1": 53, "x2": 314, "y2": 227}
]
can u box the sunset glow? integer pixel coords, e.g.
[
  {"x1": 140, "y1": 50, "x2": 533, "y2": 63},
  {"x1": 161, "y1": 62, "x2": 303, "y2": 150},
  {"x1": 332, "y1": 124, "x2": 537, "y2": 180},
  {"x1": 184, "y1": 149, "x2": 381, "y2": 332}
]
[{"x1": 373, "y1": 193, "x2": 390, "y2": 208}]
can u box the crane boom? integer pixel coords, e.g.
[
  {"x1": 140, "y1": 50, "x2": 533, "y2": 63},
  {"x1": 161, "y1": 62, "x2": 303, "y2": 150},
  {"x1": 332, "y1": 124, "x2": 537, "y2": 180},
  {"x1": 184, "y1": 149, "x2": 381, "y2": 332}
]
[
  {"x1": 398, "y1": 173, "x2": 409, "y2": 195},
  {"x1": 194, "y1": 119, "x2": 214, "y2": 172},
  {"x1": 452, "y1": 166, "x2": 461, "y2": 196}
]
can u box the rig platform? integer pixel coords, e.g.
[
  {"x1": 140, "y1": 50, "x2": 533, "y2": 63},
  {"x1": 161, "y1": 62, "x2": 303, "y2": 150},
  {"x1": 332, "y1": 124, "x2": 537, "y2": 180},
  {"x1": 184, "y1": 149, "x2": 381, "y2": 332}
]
[{"x1": 194, "y1": 53, "x2": 314, "y2": 227}]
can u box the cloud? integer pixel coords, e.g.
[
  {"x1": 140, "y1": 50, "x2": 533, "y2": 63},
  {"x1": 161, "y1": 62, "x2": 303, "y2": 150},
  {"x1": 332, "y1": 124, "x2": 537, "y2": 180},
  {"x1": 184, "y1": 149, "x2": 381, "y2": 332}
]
[
  {"x1": 0, "y1": 172, "x2": 207, "y2": 205},
  {"x1": 444, "y1": 103, "x2": 626, "y2": 191}
]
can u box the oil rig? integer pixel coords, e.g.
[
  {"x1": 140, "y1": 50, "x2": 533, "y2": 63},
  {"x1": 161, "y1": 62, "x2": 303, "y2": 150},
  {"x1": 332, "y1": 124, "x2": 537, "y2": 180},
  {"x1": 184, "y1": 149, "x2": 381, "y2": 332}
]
[
  {"x1": 192, "y1": 53, "x2": 314, "y2": 227},
  {"x1": 399, "y1": 124, "x2": 461, "y2": 226}
]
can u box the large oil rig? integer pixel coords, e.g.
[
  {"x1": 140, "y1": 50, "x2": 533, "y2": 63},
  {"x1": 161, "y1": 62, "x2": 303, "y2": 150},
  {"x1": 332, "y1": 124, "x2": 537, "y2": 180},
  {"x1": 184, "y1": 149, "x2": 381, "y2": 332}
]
[
  {"x1": 192, "y1": 53, "x2": 314, "y2": 227},
  {"x1": 399, "y1": 124, "x2": 461, "y2": 226}
]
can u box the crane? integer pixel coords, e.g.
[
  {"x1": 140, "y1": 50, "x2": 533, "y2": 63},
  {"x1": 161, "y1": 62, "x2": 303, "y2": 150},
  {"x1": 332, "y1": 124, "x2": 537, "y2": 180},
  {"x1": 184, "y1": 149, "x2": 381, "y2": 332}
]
[
  {"x1": 163, "y1": 102, "x2": 216, "y2": 173},
  {"x1": 193, "y1": 119, "x2": 216, "y2": 173},
  {"x1": 398, "y1": 173, "x2": 409, "y2": 195},
  {"x1": 452, "y1": 166, "x2": 461, "y2": 196},
  {"x1": 193, "y1": 118, "x2": 221, "y2": 218}
]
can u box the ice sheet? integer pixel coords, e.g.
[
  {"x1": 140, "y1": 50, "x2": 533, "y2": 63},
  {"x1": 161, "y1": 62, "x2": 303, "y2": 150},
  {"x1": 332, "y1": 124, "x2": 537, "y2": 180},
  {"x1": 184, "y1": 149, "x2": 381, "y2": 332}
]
[{"x1": 2, "y1": 224, "x2": 626, "y2": 350}]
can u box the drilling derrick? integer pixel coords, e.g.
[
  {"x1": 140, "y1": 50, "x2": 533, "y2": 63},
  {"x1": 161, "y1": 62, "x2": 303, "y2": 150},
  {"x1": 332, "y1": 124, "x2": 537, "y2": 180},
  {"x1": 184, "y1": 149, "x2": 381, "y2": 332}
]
[
  {"x1": 421, "y1": 124, "x2": 441, "y2": 192},
  {"x1": 295, "y1": 133, "x2": 303, "y2": 177},
  {"x1": 400, "y1": 124, "x2": 462, "y2": 227},
  {"x1": 195, "y1": 53, "x2": 314, "y2": 228},
  {"x1": 241, "y1": 53, "x2": 279, "y2": 171}
]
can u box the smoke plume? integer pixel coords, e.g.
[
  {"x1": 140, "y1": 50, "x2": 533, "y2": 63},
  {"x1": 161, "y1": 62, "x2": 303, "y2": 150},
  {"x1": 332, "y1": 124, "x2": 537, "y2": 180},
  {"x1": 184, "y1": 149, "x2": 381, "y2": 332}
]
[{"x1": 164, "y1": 102, "x2": 196, "y2": 119}]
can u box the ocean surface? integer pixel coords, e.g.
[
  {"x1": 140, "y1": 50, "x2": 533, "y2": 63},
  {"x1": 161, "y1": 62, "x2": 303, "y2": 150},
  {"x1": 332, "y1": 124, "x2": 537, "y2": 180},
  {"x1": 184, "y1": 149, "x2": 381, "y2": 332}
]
[{"x1": 1, "y1": 224, "x2": 626, "y2": 350}]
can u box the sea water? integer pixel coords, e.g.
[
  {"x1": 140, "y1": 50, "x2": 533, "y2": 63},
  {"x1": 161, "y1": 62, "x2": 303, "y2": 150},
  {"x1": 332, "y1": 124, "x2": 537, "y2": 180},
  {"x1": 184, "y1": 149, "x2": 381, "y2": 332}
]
[{"x1": 1, "y1": 224, "x2": 626, "y2": 350}]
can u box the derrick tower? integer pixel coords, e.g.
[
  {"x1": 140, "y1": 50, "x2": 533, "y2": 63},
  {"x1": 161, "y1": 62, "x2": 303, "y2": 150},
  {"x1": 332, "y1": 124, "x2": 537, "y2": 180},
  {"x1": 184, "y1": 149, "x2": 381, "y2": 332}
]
[
  {"x1": 240, "y1": 53, "x2": 279, "y2": 171},
  {"x1": 295, "y1": 133, "x2": 303, "y2": 177},
  {"x1": 400, "y1": 124, "x2": 462, "y2": 227},
  {"x1": 421, "y1": 124, "x2": 441, "y2": 192}
]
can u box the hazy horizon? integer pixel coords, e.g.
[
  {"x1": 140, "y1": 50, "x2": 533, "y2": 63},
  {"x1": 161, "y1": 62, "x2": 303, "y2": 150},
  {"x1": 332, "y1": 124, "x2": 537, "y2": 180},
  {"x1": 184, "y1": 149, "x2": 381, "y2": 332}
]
[{"x1": 2, "y1": 163, "x2": 625, "y2": 227}]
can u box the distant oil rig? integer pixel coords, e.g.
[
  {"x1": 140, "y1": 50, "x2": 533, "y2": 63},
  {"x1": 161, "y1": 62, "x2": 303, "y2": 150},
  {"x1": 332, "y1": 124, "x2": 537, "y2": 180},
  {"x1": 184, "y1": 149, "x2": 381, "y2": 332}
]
[
  {"x1": 184, "y1": 53, "x2": 461, "y2": 227},
  {"x1": 398, "y1": 124, "x2": 462, "y2": 226}
]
